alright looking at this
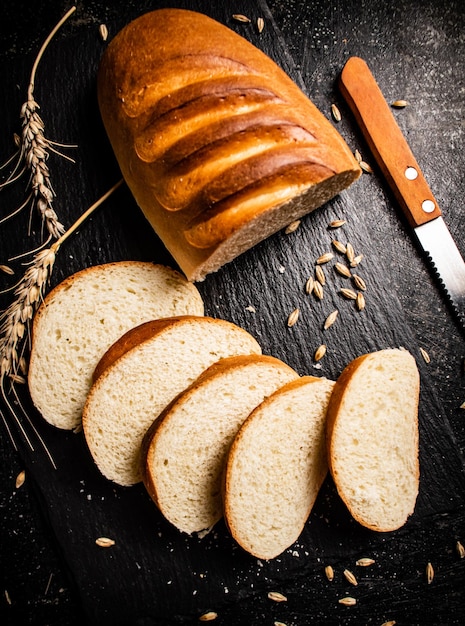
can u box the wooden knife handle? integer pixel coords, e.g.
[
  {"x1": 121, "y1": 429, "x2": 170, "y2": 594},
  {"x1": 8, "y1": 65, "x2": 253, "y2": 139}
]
[{"x1": 339, "y1": 56, "x2": 441, "y2": 227}]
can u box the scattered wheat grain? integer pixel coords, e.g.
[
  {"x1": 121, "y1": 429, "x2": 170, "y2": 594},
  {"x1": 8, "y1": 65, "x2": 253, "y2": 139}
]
[
  {"x1": 287, "y1": 308, "x2": 300, "y2": 327},
  {"x1": 338, "y1": 597, "x2": 356, "y2": 606},
  {"x1": 315, "y1": 265, "x2": 326, "y2": 285},
  {"x1": 352, "y1": 274, "x2": 366, "y2": 291},
  {"x1": 313, "y1": 281, "x2": 324, "y2": 299},
  {"x1": 426, "y1": 562, "x2": 434, "y2": 584},
  {"x1": 343, "y1": 569, "x2": 358, "y2": 586},
  {"x1": 232, "y1": 14, "x2": 251, "y2": 22},
  {"x1": 332, "y1": 240, "x2": 347, "y2": 254},
  {"x1": 329, "y1": 219, "x2": 346, "y2": 228},
  {"x1": 420, "y1": 347, "x2": 431, "y2": 364},
  {"x1": 335, "y1": 262, "x2": 351, "y2": 278},
  {"x1": 331, "y1": 103, "x2": 342, "y2": 122},
  {"x1": 99, "y1": 24, "x2": 108, "y2": 41},
  {"x1": 314, "y1": 344, "x2": 326, "y2": 361},
  {"x1": 391, "y1": 99, "x2": 409, "y2": 108},
  {"x1": 268, "y1": 591, "x2": 287, "y2": 602},
  {"x1": 305, "y1": 276, "x2": 314, "y2": 295},
  {"x1": 360, "y1": 161, "x2": 373, "y2": 173},
  {"x1": 316, "y1": 252, "x2": 334, "y2": 264},
  {"x1": 325, "y1": 565, "x2": 334, "y2": 581},
  {"x1": 456, "y1": 541, "x2": 465, "y2": 558},
  {"x1": 284, "y1": 219, "x2": 300, "y2": 234},
  {"x1": 15, "y1": 470, "x2": 26, "y2": 488},
  {"x1": 95, "y1": 537, "x2": 115, "y2": 548},
  {"x1": 340, "y1": 288, "x2": 357, "y2": 300},
  {"x1": 324, "y1": 310, "x2": 338, "y2": 330},
  {"x1": 199, "y1": 611, "x2": 218, "y2": 621}
]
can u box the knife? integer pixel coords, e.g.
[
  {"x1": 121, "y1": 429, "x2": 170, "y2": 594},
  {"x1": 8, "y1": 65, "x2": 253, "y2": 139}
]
[{"x1": 339, "y1": 56, "x2": 465, "y2": 330}]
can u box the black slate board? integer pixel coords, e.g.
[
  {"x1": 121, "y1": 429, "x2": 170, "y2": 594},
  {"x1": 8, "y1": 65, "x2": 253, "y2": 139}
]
[{"x1": 1, "y1": 1, "x2": 465, "y2": 625}]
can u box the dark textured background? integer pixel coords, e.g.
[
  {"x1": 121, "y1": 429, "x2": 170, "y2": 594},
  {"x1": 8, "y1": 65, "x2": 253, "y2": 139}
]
[{"x1": 1, "y1": 1, "x2": 464, "y2": 624}]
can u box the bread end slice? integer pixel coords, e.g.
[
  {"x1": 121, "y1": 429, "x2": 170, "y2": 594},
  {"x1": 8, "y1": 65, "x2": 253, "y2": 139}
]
[{"x1": 326, "y1": 348, "x2": 420, "y2": 532}]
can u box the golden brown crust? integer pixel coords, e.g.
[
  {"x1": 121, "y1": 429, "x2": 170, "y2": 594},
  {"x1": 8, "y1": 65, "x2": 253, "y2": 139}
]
[
  {"x1": 98, "y1": 9, "x2": 361, "y2": 280},
  {"x1": 92, "y1": 315, "x2": 200, "y2": 381}
]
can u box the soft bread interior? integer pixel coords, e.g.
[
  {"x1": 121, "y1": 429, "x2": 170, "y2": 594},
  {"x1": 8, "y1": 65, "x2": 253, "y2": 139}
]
[
  {"x1": 326, "y1": 348, "x2": 420, "y2": 531},
  {"x1": 224, "y1": 376, "x2": 335, "y2": 559},
  {"x1": 142, "y1": 355, "x2": 299, "y2": 534},
  {"x1": 82, "y1": 317, "x2": 261, "y2": 486},
  {"x1": 28, "y1": 263, "x2": 204, "y2": 430}
]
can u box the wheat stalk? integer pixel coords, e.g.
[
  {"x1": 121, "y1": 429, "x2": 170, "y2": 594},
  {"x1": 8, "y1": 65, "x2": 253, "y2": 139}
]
[
  {"x1": 0, "y1": 179, "x2": 124, "y2": 463},
  {"x1": 0, "y1": 6, "x2": 77, "y2": 239}
]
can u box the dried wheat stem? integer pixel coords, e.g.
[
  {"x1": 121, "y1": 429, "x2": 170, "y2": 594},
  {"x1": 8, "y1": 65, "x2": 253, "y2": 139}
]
[
  {"x1": 27, "y1": 6, "x2": 77, "y2": 102},
  {"x1": 0, "y1": 6, "x2": 77, "y2": 239},
  {"x1": 50, "y1": 179, "x2": 123, "y2": 255}
]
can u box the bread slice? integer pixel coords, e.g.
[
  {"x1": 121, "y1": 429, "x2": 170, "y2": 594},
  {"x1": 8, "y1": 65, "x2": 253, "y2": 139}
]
[
  {"x1": 326, "y1": 348, "x2": 420, "y2": 531},
  {"x1": 82, "y1": 316, "x2": 262, "y2": 486},
  {"x1": 28, "y1": 262, "x2": 204, "y2": 431},
  {"x1": 224, "y1": 376, "x2": 335, "y2": 559},
  {"x1": 142, "y1": 354, "x2": 299, "y2": 535}
]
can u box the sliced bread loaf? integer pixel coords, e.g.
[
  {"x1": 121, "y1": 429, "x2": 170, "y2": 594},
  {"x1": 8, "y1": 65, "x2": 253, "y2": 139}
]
[
  {"x1": 142, "y1": 354, "x2": 299, "y2": 535},
  {"x1": 224, "y1": 375, "x2": 335, "y2": 559},
  {"x1": 28, "y1": 262, "x2": 204, "y2": 431},
  {"x1": 82, "y1": 316, "x2": 262, "y2": 486},
  {"x1": 326, "y1": 348, "x2": 420, "y2": 532}
]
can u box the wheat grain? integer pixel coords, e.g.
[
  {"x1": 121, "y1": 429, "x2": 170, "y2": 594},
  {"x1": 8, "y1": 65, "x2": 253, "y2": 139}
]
[
  {"x1": 426, "y1": 561, "x2": 434, "y2": 584},
  {"x1": 331, "y1": 104, "x2": 342, "y2": 122},
  {"x1": 95, "y1": 537, "x2": 115, "y2": 547},
  {"x1": 268, "y1": 591, "x2": 287, "y2": 602},
  {"x1": 324, "y1": 310, "x2": 338, "y2": 330},
  {"x1": 15, "y1": 469, "x2": 26, "y2": 488},
  {"x1": 287, "y1": 308, "x2": 300, "y2": 327},
  {"x1": 343, "y1": 569, "x2": 358, "y2": 586},
  {"x1": 456, "y1": 541, "x2": 465, "y2": 558},
  {"x1": 232, "y1": 14, "x2": 251, "y2": 23},
  {"x1": 199, "y1": 611, "x2": 218, "y2": 621}
]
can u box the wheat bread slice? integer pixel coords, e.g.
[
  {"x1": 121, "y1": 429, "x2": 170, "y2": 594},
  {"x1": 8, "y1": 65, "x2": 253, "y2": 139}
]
[
  {"x1": 142, "y1": 354, "x2": 299, "y2": 535},
  {"x1": 224, "y1": 375, "x2": 335, "y2": 559},
  {"x1": 82, "y1": 316, "x2": 261, "y2": 486},
  {"x1": 326, "y1": 348, "x2": 420, "y2": 532},
  {"x1": 28, "y1": 262, "x2": 204, "y2": 431}
]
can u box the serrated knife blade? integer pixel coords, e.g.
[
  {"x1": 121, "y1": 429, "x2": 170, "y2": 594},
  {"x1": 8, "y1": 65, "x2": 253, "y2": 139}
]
[{"x1": 339, "y1": 56, "x2": 465, "y2": 331}]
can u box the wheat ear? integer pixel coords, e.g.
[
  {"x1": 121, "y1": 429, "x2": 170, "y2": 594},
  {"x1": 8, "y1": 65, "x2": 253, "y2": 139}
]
[
  {"x1": 0, "y1": 6, "x2": 77, "y2": 239},
  {"x1": 0, "y1": 178, "x2": 124, "y2": 464}
]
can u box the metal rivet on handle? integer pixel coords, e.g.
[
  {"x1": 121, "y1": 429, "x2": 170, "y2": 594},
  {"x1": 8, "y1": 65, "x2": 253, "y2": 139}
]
[
  {"x1": 405, "y1": 166, "x2": 418, "y2": 180},
  {"x1": 422, "y1": 199, "x2": 436, "y2": 213}
]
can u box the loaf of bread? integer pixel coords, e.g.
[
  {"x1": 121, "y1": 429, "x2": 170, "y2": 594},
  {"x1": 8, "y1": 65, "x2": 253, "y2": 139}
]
[
  {"x1": 326, "y1": 348, "x2": 420, "y2": 531},
  {"x1": 97, "y1": 9, "x2": 361, "y2": 281},
  {"x1": 82, "y1": 316, "x2": 261, "y2": 486},
  {"x1": 28, "y1": 262, "x2": 204, "y2": 431},
  {"x1": 142, "y1": 354, "x2": 299, "y2": 535},
  {"x1": 224, "y1": 376, "x2": 335, "y2": 559}
]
